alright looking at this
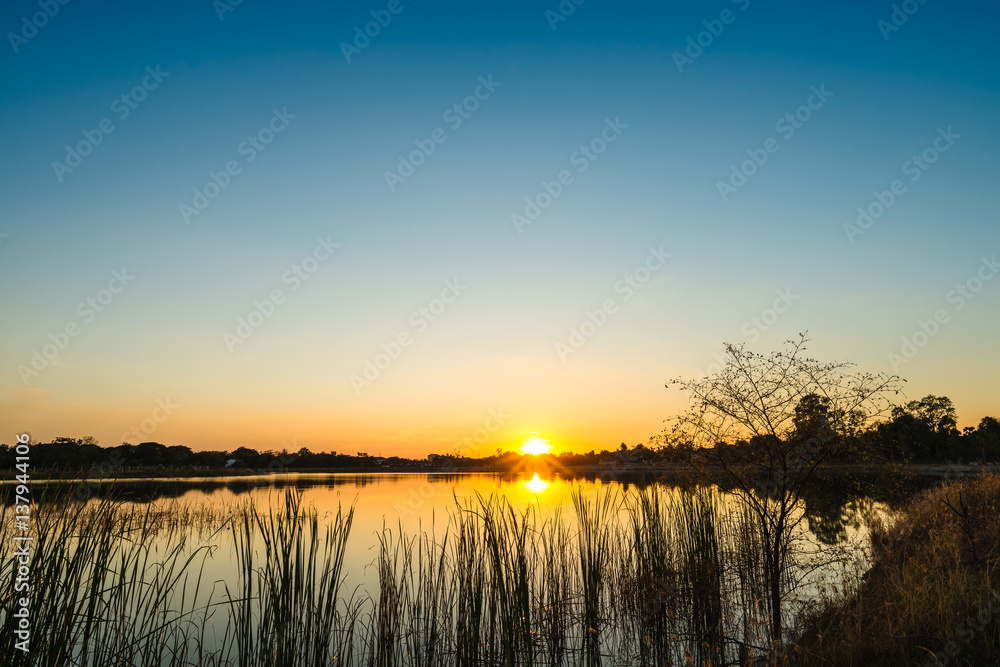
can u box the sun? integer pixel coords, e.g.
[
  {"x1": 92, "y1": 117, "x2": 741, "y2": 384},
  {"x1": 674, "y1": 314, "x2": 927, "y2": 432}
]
[{"x1": 519, "y1": 435, "x2": 552, "y2": 456}]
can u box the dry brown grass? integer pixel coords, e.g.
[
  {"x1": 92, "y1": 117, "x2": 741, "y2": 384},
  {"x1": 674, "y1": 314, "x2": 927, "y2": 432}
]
[{"x1": 791, "y1": 472, "x2": 1000, "y2": 666}]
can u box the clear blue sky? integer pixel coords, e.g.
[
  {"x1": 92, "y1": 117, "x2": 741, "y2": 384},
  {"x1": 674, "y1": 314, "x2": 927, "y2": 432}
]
[{"x1": 2, "y1": 0, "x2": 998, "y2": 454}]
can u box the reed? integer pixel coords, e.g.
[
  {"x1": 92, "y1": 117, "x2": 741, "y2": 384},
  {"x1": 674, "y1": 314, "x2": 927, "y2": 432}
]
[
  {"x1": 221, "y1": 488, "x2": 360, "y2": 667},
  {"x1": 0, "y1": 488, "x2": 215, "y2": 667},
  {"x1": 625, "y1": 485, "x2": 678, "y2": 664},
  {"x1": 571, "y1": 486, "x2": 619, "y2": 665}
]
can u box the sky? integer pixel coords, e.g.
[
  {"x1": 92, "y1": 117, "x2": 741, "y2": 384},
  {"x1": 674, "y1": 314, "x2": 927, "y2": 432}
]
[{"x1": 1, "y1": 0, "x2": 998, "y2": 457}]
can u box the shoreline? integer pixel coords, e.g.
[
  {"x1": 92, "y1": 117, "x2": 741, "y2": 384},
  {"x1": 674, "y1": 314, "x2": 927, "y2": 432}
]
[{"x1": 5, "y1": 462, "x2": 998, "y2": 484}]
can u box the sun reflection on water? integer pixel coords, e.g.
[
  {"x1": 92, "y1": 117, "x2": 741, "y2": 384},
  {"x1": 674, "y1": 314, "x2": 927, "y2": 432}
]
[{"x1": 524, "y1": 473, "x2": 550, "y2": 494}]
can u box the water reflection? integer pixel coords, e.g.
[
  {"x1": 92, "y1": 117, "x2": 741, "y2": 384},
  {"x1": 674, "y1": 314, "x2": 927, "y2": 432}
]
[
  {"x1": 523, "y1": 472, "x2": 550, "y2": 493},
  {"x1": 6, "y1": 469, "x2": 935, "y2": 513}
]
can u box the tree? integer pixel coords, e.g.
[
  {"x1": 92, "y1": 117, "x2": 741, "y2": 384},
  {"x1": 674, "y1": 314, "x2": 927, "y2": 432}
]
[
  {"x1": 165, "y1": 445, "x2": 194, "y2": 467},
  {"x1": 229, "y1": 446, "x2": 262, "y2": 468},
  {"x1": 892, "y1": 395, "x2": 958, "y2": 434},
  {"x1": 879, "y1": 395, "x2": 959, "y2": 461},
  {"x1": 192, "y1": 450, "x2": 228, "y2": 468},
  {"x1": 664, "y1": 334, "x2": 902, "y2": 648},
  {"x1": 964, "y1": 416, "x2": 1000, "y2": 462},
  {"x1": 134, "y1": 442, "x2": 168, "y2": 467},
  {"x1": 792, "y1": 393, "x2": 832, "y2": 435}
]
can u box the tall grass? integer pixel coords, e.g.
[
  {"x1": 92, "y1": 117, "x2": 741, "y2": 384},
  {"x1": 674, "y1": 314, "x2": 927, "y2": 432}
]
[
  {"x1": 619, "y1": 487, "x2": 780, "y2": 665},
  {"x1": 220, "y1": 489, "x2": 360, "y2": 667},
  {"x1": 679, "y1": 489, "x2": 724, "y2": 664},
  {"x1": 0, "y1": 490, "x2": 216, "y2": 667},
  {"x1": 1, "y1": 482, "x2": 840, "y2": 666},
  {"x1": 572, "y1": 487, "x2": 618, "y2": 666},
  {"x1": 626, "y1": 486, "x2": 677, "y2": 664},
  {"x1": 359, "y1": 486, "x2": 788, "y2": 666}
]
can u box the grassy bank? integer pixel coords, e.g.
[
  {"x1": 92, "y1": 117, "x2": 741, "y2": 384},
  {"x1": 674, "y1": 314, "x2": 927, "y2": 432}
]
[{"x1": 792, "y1": 472, "x2": 1000, "y2": 666}]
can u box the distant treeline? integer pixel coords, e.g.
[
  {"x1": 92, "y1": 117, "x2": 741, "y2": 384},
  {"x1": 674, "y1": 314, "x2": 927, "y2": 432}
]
[
  {"x1": 3, "y1": 395, "x2": 998, "y2": 473},
  {"x1": 0, "y1": 439, "x2": 404, "y2": 472},
  {"x1": 652, "y1": 394, "x2": 1000, "y2": 467}
]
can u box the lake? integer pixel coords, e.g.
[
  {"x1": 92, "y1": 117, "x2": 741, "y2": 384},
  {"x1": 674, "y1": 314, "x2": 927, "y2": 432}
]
[{"x1": 2, "y1": 470, "x2": 926, "y2": 666}]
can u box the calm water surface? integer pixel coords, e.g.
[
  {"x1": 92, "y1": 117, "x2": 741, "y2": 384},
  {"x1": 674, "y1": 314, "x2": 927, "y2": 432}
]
[{"x1": 85, "y1": 471, "x2": 899, "y2": 603}]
